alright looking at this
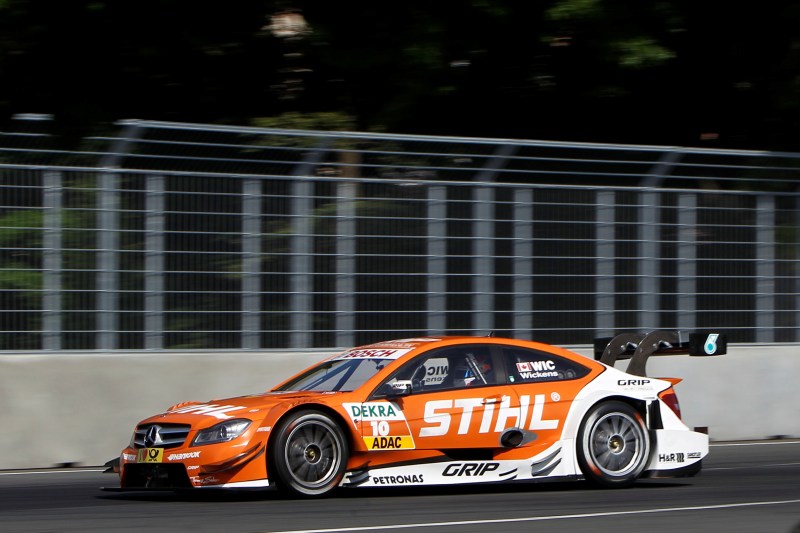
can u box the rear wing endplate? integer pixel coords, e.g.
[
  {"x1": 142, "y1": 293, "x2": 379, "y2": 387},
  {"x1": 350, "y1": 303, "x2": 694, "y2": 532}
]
[{"x1": 593, "y1": 331, "x2": 727, "y2": 377}]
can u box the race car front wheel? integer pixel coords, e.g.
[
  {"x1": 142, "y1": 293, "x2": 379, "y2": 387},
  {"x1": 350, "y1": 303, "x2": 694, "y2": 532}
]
[
  {"x1": 577, "y1": 401, "x2": 650, "y2": 488},
  {"x1": 271, "y1": 410, "x2": 349, "y2": 497}
]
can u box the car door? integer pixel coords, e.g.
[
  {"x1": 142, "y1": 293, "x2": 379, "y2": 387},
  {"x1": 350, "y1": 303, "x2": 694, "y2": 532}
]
[
  {"x1": 499, "y1": 344, "x2": 593, "y2": 454},
  {"x1": 367, "y1": 345, "x2": 522, "y2": 451}
]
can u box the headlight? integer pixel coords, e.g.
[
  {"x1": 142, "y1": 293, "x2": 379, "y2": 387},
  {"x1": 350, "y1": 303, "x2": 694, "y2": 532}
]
[{"x1": 191, "y1": 419, "x2": 252, "y2": 446}]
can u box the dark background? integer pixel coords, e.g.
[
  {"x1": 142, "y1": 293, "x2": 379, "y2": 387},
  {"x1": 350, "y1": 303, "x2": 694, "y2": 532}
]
[{"x1": 2, "y1": 0, "x2": 799, "y2": 150}]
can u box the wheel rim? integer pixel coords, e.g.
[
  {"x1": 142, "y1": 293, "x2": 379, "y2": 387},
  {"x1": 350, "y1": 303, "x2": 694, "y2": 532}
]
[
  {"x1": 283, "y1": 419, "x2": 343, "y2": 489},
  {"x1": 588, "y1": 411, "x2": 646, "y2": 477}
]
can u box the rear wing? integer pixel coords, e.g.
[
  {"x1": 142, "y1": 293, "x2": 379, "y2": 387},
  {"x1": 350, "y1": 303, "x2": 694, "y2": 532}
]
[{"x1": 593, "y1": 331, "x2": 726, "y2": 377}]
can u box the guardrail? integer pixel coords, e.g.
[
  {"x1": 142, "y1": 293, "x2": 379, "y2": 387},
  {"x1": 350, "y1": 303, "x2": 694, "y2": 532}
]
[{"x1": 0, "y1": 345, "x2": 796, "y2": 469}]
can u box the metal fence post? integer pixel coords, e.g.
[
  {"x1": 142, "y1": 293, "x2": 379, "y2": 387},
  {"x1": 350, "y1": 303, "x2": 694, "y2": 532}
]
[
  {"x1": 639, "y1": 191, "x2": 660, "y2": 330},
  {"x1": 512, "y1": 188, "x2": 533, "y2": 338},
  {"x1": 242, "y1": 178, "x2": 262, "y2": 349},
  {"x1": 336, "y1": 181, "x2": 357, "y2": 348},
  {"x1": 796, "y1": 195, "x2": 800, "y2": 342},
  {"x1": 473, "y1": 185, "x2": 494, "y2": 334},
  {"x1": 288, "y1": 143, "x2": 329, "y2": 348},
  {"x1": 472, "y1": 145, "x2": 515, "y2": 335},
  {"x1": 145, "y1": 175, "x2": 165, "y2": 350},
  {"x1": 596, "y1": 191, "x2": 615, "y2": 336},
  {"x1": 428, "y1": 186, "x2": 447, "y2": 335},
  {"x1": 97, "y1": 173, "x2": 119, "y2": 350},
  {"x1": 42, "y1": 171, "x2": 62, "y2": 351},
  {"x1": 144, "y1": 175, "x2": 166, "y2": 350},
  {"x1": 756, "y1": 195, "x2": 776, "y2": 342},
  {"x1": 290, "y1": 179, "x2": 313, "y2": 348},
  {"x1": 677, "y1": 193, "x2": 697, "y2": 332}
]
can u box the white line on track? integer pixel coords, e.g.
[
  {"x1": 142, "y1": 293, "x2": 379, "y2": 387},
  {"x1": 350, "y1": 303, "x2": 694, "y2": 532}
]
[
  {"x1": 0, "y1": 469, "x2": 104, "y2": 476},
  {"x1": 711, "y1": 441, "x2": 800, "y2": 447},
  {"x1": 259, "y1": 499, "x2": 800, "y2": 533},
  {"x1": 704, "y1": 462, "x2": 800, "y2": 471}
]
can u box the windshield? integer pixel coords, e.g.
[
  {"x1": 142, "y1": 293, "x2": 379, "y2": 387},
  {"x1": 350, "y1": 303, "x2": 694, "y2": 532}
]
[{"x1": 274, "y1": 358, "x2": 390, "y2": 392}]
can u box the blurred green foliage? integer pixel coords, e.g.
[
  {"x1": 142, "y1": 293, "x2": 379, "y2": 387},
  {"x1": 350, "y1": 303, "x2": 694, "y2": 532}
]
[{"x1": 0, "y1": 1, "x2": 798, "y2": 149}]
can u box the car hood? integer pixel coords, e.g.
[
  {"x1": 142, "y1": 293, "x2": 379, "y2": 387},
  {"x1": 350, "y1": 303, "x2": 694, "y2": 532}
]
[{"x1": 138, "y1": 390, "x2": 338, "y2": 427}]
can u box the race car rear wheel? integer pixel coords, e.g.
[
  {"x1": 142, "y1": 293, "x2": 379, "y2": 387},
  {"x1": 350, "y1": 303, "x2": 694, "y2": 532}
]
[
  {"x1": 577, "y1": 401, "x2": 650, "y2": 488},
  {"x1": 271, "y1": 410, "x2": 348, "y2": 497}
]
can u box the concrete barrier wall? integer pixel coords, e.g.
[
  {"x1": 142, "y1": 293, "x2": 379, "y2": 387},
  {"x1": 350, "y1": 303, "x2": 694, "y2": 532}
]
[{"x1": 1, "y1": 345, "x2": 797, "y2": 470}]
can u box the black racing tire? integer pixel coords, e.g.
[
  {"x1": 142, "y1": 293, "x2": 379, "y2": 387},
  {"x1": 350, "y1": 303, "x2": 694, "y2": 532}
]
[
  {"x1": 270, "y1": 410, "x2": 348, "y2": 497},
  {"x1": 576, "y1": 401, "x2": 650, "y2": 488}
]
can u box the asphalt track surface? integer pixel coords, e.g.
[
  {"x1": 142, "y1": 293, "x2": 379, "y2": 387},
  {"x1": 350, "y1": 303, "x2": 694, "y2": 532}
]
[{"x1": 1, "y1": 441, "x2": 798, "y2": 533}]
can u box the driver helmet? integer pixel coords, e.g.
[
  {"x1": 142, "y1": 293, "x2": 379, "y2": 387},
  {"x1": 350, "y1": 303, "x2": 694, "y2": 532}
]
[{"x1": 462, "y1": 353, "x2": 492, "y2": 386}]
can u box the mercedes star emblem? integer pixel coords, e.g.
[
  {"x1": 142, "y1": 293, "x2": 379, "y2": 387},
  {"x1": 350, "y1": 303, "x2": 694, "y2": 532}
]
[{"x1": 144, "y1": 425, "x2": 161, "y2": 447}]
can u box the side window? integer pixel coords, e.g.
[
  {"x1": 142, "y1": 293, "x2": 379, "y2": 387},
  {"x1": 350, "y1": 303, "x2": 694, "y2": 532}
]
[
  {"x1": 445, "y1": 346, "x2": 495, "y2": 389},
  {"x1": 390, "y1": 345, "x2": 496, "y2": 393},
  {"x1": 419, "y1": 357, "x2": 450, "y2": 388},
  {"x1": 501, "y1": 347, "x2": 589, "y2": 384}
]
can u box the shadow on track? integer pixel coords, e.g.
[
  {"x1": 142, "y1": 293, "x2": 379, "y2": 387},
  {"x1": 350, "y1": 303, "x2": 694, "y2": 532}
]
[{"x1": 96, "y1": 478, "x2": 693, "y2": 503}]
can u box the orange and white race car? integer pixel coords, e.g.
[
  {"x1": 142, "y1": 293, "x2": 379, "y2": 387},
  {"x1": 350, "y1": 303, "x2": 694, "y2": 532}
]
[{"x1": 110, "y1": 331, "x2": 725, "y2": 496}]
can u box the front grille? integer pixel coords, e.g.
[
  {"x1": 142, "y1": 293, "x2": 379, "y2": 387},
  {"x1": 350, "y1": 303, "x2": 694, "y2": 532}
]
[
  {"x1": 133, "y1": 423, "x2": 191, "y2": 449},
  {"x1": 122, "y1": 463, "x2": 192, "y2": 489}
]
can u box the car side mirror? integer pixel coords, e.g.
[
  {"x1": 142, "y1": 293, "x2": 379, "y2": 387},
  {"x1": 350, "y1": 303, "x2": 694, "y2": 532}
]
[{"x1": 381, "y1": 380, "x2": 413, "y2": 397}]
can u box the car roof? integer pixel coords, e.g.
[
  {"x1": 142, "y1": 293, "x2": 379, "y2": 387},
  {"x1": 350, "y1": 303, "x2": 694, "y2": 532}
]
[{"x1": 349, "y1": 336, "x2": 587, "y2": 360}]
